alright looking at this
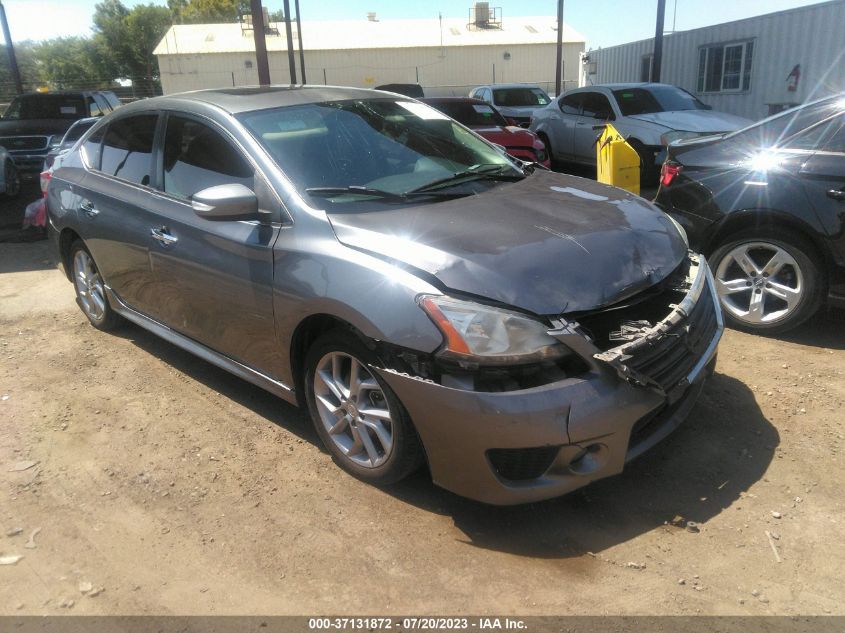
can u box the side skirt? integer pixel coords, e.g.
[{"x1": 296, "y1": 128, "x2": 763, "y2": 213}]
[{"x1": 105, "y1": 287, "x2": 297, "y2": 405}]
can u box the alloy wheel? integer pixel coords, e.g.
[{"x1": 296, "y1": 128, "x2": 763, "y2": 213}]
[
  {"x1": 313, "y1": 352, "x2": 394, "y2": 468},
  {"x1": 714, "y1": 241, "x2": 804, "y2": 325},
  {"x1": 73, "y1": 249, "x2": 107, "y2": 322}
]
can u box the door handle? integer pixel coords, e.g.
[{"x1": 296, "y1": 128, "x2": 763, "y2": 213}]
[
  {"x1": 151, "y1": 227, "x2": 178, "y2": 246},
  {"x1": 79, "y1": 200, "x2": 99, "y2": 218},
  {"x1": 827, "y1": 189, "x2": 845, "y2": 202}
]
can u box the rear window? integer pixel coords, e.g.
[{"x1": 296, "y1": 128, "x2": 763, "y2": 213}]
[
  {"x1": 3, "y1": 94, "x2": 87, "y2": 120},
  {"x1": 429, "y1": 102, "x2": 508, "y2": 127},
  {"x1": 492, "y1": 88, "x2": 550, "y2": 107}
]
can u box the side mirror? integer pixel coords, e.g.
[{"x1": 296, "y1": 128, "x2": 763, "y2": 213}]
[
  {"x1": 505, "y1": 117, "x2": 518, "y2": 126},
  {"x1": 192, "y1": 183, "x2": 259, "y2": 222}
]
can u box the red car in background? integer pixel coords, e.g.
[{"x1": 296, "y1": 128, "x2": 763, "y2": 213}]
[{"x1": 422, "y1": 98, "x2": 550, "y2": 168}]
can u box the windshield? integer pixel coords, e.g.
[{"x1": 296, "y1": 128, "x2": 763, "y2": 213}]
[
  {"x1": 428, "y1": 101, "x2": 508, "y2": 127},
  {"x1": 238, "y1": 98, "x2": 521, "y2": 209},
  {"x1": 725, "y1": 96, "x2": 845, "y2": 148},
  {"x1": 612, "y1": 86, "x2": 709, "y2": 115},
  {"x1": 492, "y1": 88, "x2": 550, "y2": 107},
  {"x1": 3, "y1": 94, "x2": 87, "y2": 120}
]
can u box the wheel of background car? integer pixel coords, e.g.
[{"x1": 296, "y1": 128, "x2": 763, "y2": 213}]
[
  {"x1": 304, "y1": 329, "x2": 424, "y2": 485},
  {"x1": 537, "y1": 132, "x2": 553, "y2": 162},
  {"x1": 69, "y1": 240, "x2": 123, "y2": 331},
  {"x1": 710, "y1": 229, "x2": 823, "y2": 334},
  {"x1": 4, "y1": 161, "x2": 20, "y2": 199},
  {"x1": 627, "y1": 139, "x2": 657, "y2": 187}
]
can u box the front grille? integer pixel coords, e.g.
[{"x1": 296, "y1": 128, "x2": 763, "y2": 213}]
[
  {"x1": 487, "y1": 445, "x2": 560, "y2": 482},
  {"x1": 0, "y1": 136, "x2": 49, "y2": 151},
  {"x1": 621, "y1": 278, "x2": 718, "y2": 392}
]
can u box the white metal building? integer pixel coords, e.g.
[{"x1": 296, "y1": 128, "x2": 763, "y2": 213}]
[
  {"x1": 153, "y1": 11, "x2": 585, "y2": 97},
  {"x1": 582, "y1": 0, "x2": 845, "y2": 120}
]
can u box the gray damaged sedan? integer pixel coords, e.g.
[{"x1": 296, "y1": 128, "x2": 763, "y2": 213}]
[{"x1": 47, "y1": 86, "x2": 723, "y2": 505}]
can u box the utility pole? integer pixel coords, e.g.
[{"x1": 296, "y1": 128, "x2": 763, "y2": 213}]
[
  {"x1": 294, "y1": 0, "x2": 306, "y2": 84},
  {"x1": 554, "y1": 0, "x2": 564, "y2": 96},
  {"x1": 282, "y1": 0, "x2": 297, "y2": 84},
  {"x1": 250, "y1": 0, "x2": 271, "y2": 86},
  {"x1": 0, "y1": 1, "x2": 22, "y2": 94},
  {"x1": 651, "y1": 0, "x2": 666, "y2": 82}
]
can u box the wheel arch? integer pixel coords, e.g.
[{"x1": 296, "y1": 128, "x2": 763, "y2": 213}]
[
  {"x1": 289, "y1": 313, "x2": 372, "y2": 408},
  {"x1": 703, "y1": 208, "x2": 832, "y2": 270},
  {"x1": 58, "y1": 228, "x2": 83, "y2": 281}
]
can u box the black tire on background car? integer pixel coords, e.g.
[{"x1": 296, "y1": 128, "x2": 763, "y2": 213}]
[
  {"x1": 304, "y1": 329, "x2": 424, "y2": 485},
  {"x1": 537, "y1": 132, "x2": 554, "y2": 163},
  {"x1": 4, "y1": 160, "x2": 20, "y2": 199},
  {"x1": 709, "y1": 228, "x2": 824, "y2": 334},
  {"x1": 69, "y1": 240, "x2": 123, "y2": 331},
  {"x1": 628, "y1": 139, "x2": 657, "y2": 186}
]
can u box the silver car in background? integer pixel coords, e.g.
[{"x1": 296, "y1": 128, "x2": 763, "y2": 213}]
[
  {"x1": 470, "y1": 83, "x2": 552, "y2": 127},
  {"x1": 530, "y1": 82, "x2": 752, "y2": 179}
]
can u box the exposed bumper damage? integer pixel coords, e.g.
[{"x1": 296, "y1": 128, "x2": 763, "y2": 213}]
[{"x1": 375, "y1": 253, "x2": 723, "y2": 505}]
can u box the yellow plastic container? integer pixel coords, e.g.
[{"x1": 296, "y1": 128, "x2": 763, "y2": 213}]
[{"x1": 595, "y1": 123, "x2": 640, "y2": 195}]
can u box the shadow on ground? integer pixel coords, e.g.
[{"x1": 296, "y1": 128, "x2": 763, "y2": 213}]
[
  {"x1": 108, "y1": 318, "x2": 776, "y2": 559},
  {"x1": 0, "y1": 235, "x2": 56, "y2": 273}
]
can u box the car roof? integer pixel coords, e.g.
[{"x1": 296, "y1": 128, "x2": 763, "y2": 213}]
[
  {"x1": 14, "y1": 90, "x2": 114, "y2": 97},
  {"x1": 117, "y1": 85, "x2": 406, "y2": 115},
  {"x1": 576, "y1": 82, "x2": 675, "y2": 91},
  {"x1": 476, "y1": 84, "x2": 544, "y2": 90},
  {"x1": 421, "y1": 97, "x2": 488, "y2": 105}
]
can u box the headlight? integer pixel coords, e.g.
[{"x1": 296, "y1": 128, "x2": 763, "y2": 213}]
[
  {"x1": 666, "y1": 214, "x2": 689, "y2": 247},
  {"x1": 660, "y1": 130, "x2": 702, "y2": 146},
  {"x1": 419, "y1": 295, "x2": 570, "y2": 365}
]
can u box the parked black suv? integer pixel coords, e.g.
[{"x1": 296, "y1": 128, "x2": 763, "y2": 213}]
[{"x1": 0, "y1": 90, "x2": 121, "y2": 175}]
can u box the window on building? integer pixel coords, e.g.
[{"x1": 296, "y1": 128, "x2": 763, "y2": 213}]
[
  {"x1": 640, "y1": 55, "x2": 653, "y2": 82},
  {"x1": 697, "y1": 41, "x2": 753, "y2": 93}
]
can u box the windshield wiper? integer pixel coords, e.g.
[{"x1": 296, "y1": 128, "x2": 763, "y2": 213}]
[
  {"x1": 305, "y1": 185, "x2": 471, "y2": 201},
  {"x1": 406, "y1": 164, "x2": 525, "y2": 194}
]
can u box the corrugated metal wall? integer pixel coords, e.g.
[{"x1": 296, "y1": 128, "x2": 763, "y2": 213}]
[
  {"x1": 584, "y1": 0, "x2": 845, "y2": 120},
  {"x1": 157, "y1": 43, "x2": 583, "y2": 96}
]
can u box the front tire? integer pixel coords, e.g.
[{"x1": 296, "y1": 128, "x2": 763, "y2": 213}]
[
  {"x1": 69, "y1": 240, "x2": 122, "y2": 331},
  {"x1": 710, "y1": 229, "x2": 823, "y2": 334},
  {"x1": 304, "y1": 330, "x2": 424, "y2": 485}
]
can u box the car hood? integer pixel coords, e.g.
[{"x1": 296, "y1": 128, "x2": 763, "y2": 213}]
[
  {"x1": 327, "y1": 171, "x2": 688, "y2": 315},
  {"x1": 473, "y1": 125, "x2": 538, "y2": 147},
  {"x1": 628, "y1": 110, "x2": 752, "y2": 132},
  {"x1": 0, "y1": 118, "x2": 74, "y2": 137}
]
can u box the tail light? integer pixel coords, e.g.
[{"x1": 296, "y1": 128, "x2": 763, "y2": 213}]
[
  {"x1": 40, "y1": 170, "x2": 52, "y2": 197},
  {"x1": 660, "y1": 163, "x2": 682, "y2": 187}
]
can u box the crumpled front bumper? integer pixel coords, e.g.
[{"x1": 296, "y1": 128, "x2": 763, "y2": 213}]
[{"x1": 375, "y1": 255, "x2": 723, "y2": 505}]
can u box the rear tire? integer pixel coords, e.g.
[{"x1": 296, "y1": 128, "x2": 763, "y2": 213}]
[
  {"x1": 4, "y1": 161, "x2": 20, "y2": 199},
  {"x1": 628, "y1": 139, "x2": 658, "y2": 187},
  {"x1": 709, "y1": 229, "x2": 823, "y2": 334},
  {"x1": 69, "y1": 240, "x2": 122, "y2": 331},
  {"x1": 304, "y1": 329, "x2": 424, "y2": 486}
]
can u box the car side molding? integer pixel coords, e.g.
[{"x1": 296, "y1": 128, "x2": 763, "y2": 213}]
[{"x1": 105, "y1": 287, "x2": 296, "y2": 404}]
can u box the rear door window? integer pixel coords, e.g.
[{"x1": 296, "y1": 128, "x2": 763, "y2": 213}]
[
  {"x1": 99, "y1": 114, "x2": 158, "y2": 186},
  {"x1": 162, "y1": 116, "x2": 254, "y2": 200},
  {"x1": 580, "y1": 92, "x2": 614, "y2": 118},
  {"x1": 559, "y1": 94, "x2": 582, "y2": 115},
  {"x1": 81, "y1": 126, "x2": 105, "y2": 169}
]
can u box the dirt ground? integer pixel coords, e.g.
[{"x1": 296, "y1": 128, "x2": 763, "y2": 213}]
[{"x1": 1, "y1": 185, "x2": 844, "y2": 616}]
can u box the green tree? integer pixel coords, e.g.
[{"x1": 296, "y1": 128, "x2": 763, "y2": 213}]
[
  {"x1": 91, "y1": 0, "x2": 171, "y2": 96},
  {"x1": 0, "y1": 42, "x2": 41, "y2": 100},
  {"x1": 170, "y1": 0, "x2": 248, "y2": 24},
  {"x1": 33, "y1": 37, "x2": 105, "y2": 90}
]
